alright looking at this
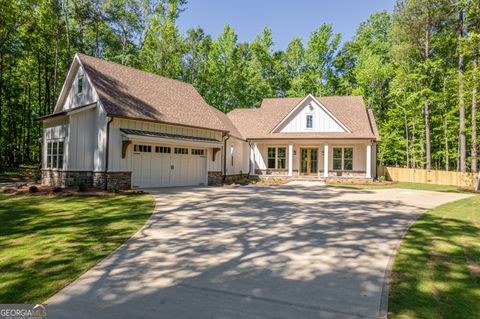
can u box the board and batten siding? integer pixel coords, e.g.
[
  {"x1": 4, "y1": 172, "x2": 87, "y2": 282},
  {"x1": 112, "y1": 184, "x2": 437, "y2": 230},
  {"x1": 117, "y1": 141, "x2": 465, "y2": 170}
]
[
  {"x1": 58, "y1": 62, "x2": 99, "y2": 112},
  {"x1": 108, "y1": 118, "x2": 224, "y2": 172},
  {"x1": 276, "y1": 100, "x2": 345, "y2": 133},
  {"x1": 66, "y1": 108, "x2": 96, "y2": 170},
  {"x1": 225, "y1": 137, "x2": 250, "y2": 175}
]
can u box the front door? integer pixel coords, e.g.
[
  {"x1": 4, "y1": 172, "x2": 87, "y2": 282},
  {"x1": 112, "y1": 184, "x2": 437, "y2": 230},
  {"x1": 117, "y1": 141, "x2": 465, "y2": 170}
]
[{"x1": 300, "y1": 148, "x2": 318, "y2": 175}]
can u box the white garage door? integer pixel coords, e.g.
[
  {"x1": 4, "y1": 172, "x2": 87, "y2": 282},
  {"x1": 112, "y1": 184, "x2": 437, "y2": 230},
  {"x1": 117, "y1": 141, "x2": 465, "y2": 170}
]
[{"x1": 132, "y1": 144, "x2": 207, "y2": 188}]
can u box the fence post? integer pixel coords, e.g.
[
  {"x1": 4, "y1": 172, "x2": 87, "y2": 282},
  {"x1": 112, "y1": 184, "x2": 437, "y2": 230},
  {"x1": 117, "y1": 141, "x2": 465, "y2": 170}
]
[{"x1": 476, "y1": 172, "x2": 480, "y2": 191}]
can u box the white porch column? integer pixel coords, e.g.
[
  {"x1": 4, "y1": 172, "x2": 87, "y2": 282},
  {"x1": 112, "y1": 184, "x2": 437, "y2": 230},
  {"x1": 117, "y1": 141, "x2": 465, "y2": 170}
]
[
  {"x1": 250, "y1": 143, "x2": 256, "y2": 176},
  {"x1": 323, "y1": 143, "x2": 329, "y2": 178},
  {"x1": 366, "y1": 143, "x2": 372, "y2": 178},
  {"x1": 288, "y1": 144, "x2": 293, "y2": 176}
]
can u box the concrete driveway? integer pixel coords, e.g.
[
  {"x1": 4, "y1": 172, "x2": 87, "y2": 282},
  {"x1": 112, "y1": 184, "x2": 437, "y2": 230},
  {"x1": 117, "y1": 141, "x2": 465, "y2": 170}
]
[{"x1": 47, "y1": 183, "x2": 469, "y2": 319}]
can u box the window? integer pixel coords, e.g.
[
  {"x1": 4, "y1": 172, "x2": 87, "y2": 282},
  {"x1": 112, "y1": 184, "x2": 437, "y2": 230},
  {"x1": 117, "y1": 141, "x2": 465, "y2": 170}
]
[
  {"x1": 333, "y1": 147, "x2": 353, "y2": 171},
  {"x1": 174, "y1": 147, "x2": 188, "y2": 154},
  {"x1": 306, "y1": 114, "x2": 313, "y2": 129},
  {"x1": 268, "y1": 147, "x2": 276, "y2": 169},
  {"x1": 267, "y1": 147, "x2": 286, "y2": 169},
  {"x1": 344, "y1": 148, "x2": 353, "y2": 170},
  {"x1": 155, "y1": 146, "x2": 171, "y2": 153},
  {"x1": 191, "y1": 149, "x2": 204, "y2": 156},
  {"x1": 77, "y1": 75, "x2": 84, "y2": 94},
  {"x1": 46, "y1": 141, "x2": 64, "y2": 169},
  {"x1": 134, "y1": 144, "x2": 151, "y2": 153},
  {"x1": 277, "y1": 147, "x2": 286, "y2": 169},
  {"x1": 333, "y1": 148, "x2": 342, "y2": 170}
]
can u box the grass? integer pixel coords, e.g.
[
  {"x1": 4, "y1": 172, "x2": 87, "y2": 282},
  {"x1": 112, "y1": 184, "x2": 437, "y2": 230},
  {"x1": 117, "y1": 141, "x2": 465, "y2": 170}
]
[
  {"x1": 388, "y1": 195, "x2": 480, "y2": 318},
  {"x1": 0, "y1": 165, "x2": 39, "y2": 183},
  {"x1": 0, "y1": 193, "x2": 155, "y2": 303},
  {"x1": 328, "y1": 181, "x2": 475, "y2": 193}
]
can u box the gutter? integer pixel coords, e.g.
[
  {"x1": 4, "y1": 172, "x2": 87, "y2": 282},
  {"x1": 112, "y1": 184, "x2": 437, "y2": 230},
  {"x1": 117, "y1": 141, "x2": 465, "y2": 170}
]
[
  {"x1": 222, "y1": 133, "x2": 230, "y2": 182},
  {"x1": 104, "y1": 117, "x2": 114, "y2": 190}
]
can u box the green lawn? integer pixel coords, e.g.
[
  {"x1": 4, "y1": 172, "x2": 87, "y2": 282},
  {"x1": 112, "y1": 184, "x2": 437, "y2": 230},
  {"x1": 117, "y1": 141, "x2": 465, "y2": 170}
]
[
  {"x1": 0, "y1": 193, "x2": 154, "y2": 304},
  {"x1": 328, "y1": 181, "x2": 475, "y2": 193},
  {"x1": 388, "y1": 194, "x2": 480, "y2": 318}
]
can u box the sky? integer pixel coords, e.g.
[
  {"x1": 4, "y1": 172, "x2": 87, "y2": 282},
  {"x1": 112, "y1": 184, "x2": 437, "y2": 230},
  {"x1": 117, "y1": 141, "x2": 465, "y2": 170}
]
[{"x1": 177, "y1": 0, "x2": 397, "y2": 50}]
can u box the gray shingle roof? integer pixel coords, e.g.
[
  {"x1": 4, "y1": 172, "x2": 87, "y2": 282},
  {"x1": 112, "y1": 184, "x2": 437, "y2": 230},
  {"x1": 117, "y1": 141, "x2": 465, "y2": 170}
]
[
  {"x1": 227, "y1": 96, "x2": 380, "y2": 141},
  {"x1": 76, "y1": 54, "x2": 243, "y2": 138}
]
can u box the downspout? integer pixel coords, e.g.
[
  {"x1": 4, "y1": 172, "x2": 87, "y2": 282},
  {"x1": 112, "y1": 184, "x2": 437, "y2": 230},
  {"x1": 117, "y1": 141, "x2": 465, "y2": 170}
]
[
  {"x1": 104, "y1": 116, "x2": 114, "y2": 190},
  {"x1": 247, "y1": 141, "x2": 252, "y2": 176},
  {"x1": 222, "y1": 133, "x2": 230, "y2": 183}
]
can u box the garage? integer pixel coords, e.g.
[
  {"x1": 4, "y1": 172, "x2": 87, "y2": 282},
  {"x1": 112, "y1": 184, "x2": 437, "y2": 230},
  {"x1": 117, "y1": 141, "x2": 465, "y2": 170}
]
[{"x1": 131, "y1": 143, "x2": 207, "y2": 188}]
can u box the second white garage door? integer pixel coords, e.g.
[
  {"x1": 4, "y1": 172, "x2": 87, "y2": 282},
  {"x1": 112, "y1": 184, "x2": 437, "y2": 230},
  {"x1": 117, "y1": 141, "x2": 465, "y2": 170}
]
[{"x1": 132, "y1": 144, "x2": 207, "y2": 188}]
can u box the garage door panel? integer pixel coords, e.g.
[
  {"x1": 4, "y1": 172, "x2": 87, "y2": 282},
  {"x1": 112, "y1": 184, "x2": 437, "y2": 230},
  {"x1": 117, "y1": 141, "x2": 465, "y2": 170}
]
[{"x1": 132, "y1": 144, "x2": 206, "y2": 188}]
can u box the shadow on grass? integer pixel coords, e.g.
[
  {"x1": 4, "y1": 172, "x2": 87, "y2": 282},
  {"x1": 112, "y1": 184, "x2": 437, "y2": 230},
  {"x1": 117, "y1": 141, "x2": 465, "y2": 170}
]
[
  {"x1": 0, "y1": 194, "x2": 154, "y2": 303},
  {"x1": 388, "y1": 197, "x2": 480, "y2": 319}
]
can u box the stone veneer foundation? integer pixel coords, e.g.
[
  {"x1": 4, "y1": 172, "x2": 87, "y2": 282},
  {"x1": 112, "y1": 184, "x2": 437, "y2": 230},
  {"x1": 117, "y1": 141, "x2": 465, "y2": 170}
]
[
  {"x1": 42, "y1": 170, "x2": 132, "y2": 190},
  {"x1": 208, "y1": 171, "x2": 223, "y2": 185}
]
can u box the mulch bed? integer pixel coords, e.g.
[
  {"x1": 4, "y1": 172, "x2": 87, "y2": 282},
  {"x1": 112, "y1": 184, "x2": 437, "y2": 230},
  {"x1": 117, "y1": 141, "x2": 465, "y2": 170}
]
[{"x1": 0, "y1": 183, "x2": 144, "y2": 196}]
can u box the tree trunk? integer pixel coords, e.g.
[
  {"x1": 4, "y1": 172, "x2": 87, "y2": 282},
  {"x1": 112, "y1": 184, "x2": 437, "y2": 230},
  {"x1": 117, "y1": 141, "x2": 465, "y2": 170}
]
[
  {"x1": 424, "y1": 27, "x2": 431, "y2": 170},
  {"x1": 53, "y1": 22, "x2": 59, "y2": 109},
  {"x1": 458, "y1": 8, "x2": 466, "y2": 172},
  {"x1": 63, "y1": 0, "x2": 71, "y2": 64},
  {"x1": 403, "y1": 108, "x2": 409, "y2": 167},
  {"x1": 472, "y1": 57, "x2": 478, "y2": 172}
]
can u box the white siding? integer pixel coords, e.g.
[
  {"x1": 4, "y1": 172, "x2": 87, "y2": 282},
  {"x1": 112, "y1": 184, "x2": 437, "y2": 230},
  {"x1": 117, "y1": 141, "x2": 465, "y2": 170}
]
[
  {"x1": 66, "y1": 108, "x2": 96, "y2": 170},
  {"x1": 60, "y1": 63, "x2": 98, "y2": 111},
  {"x1": 108, "y1": 118, "x2": 224, "y2": 173},
  {"x1": 225, "y1": 137, "x2": 250, "y2": 175},
  {"x1": 276, "y1": 100, "x2": 345, "y2": 133}
]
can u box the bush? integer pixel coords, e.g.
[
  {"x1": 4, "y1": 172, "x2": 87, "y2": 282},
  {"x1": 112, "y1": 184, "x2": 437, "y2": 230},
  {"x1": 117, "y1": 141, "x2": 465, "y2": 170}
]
[
  {"x1": 33, "y1": 169, "x2": 42, "y2": 183},
  {"x1": 74, "y1": 179, "x2": 87, "y2": 192},
  {"x1": 28, "y1": 185, "x2": 38, "y2": 193},
  {"x1": 378, "y1": 175, "x2": 386, "y2": 182},
  {"x1": 52, "y1": 187, "x2": 62, "y2": 193},
  {"x1": 110, "y1": 183, "x2": 120, "y2": 193}
]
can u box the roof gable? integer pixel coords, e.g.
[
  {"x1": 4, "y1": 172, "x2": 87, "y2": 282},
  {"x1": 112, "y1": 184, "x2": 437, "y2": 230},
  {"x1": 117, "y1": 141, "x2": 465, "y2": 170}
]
[
  {"x1": 227, "y1": 95, "x2": 379, "y2": 140},
  {"x1": 51, "y1": 53, "x2": 243, "y2": 137},
  {"x1": 271, "y1": 94, "x2": 350, "y2": 133}
]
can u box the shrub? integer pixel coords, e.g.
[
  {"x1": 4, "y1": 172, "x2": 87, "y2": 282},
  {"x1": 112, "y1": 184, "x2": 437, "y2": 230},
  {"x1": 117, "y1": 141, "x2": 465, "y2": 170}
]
[
  {"x1": 378, "y1": 175, "x2": 386, "y2": 182},
  {"x1": 52, "y1": 187, "x2": 63, "y2": 193},
  {"x1": 110, "y1": 183, "x2": 120, "y2": 193},
  {"x1": 33, "y1": 169, "x2": 42, "y2": 183},
  {"x1": 74, "y1": 179, "x2": 87, "y2": 192},
  {"x1": 28, "y1": 185, "x2": 38, "y2": 193}
]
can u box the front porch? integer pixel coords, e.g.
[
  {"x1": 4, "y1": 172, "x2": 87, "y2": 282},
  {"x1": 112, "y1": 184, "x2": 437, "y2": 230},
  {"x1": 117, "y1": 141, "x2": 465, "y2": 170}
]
[{"x1": 249, "y1": 141, "x2": 376, "y2": 179}]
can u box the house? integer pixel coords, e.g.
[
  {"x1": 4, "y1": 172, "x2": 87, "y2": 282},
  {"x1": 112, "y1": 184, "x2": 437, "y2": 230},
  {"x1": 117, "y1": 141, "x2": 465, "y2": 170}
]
[{"x1": 39, "y1": 54, "x2": 380, "y2": 189}]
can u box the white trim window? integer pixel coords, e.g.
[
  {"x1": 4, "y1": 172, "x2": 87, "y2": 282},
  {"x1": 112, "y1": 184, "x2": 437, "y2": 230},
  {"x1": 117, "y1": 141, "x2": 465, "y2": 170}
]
[
  {"x1": 77, "y1": 75, "x2": 84, "y2": 94},
  {"x1": 46, "y1": 141, "x2": 64, "y2": 169},
  {"x1": 267, "y1": 147, "x2": 286, "y2": 169},
  {"x1": 333, "y1": 147, "x2": 353, "y2": 171},
  {"x1": 306, "y1": 114, "x2": 313, "y2": 129},
  {"x1": 191, "y1": 149, "x2": 204, "y2": 156}
]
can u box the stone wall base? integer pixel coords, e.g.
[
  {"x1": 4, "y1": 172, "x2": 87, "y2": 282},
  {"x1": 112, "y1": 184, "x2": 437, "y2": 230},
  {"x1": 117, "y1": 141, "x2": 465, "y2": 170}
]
[
  {"x1": 42, "y1": 170, "x2": 131, "y2": 190},
  {"x1": 224, "y1": 174, "x2": 249, "y2": 183},
  {"x1": 208, "y1": 171, "x2": 223, "y2": 186}
]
